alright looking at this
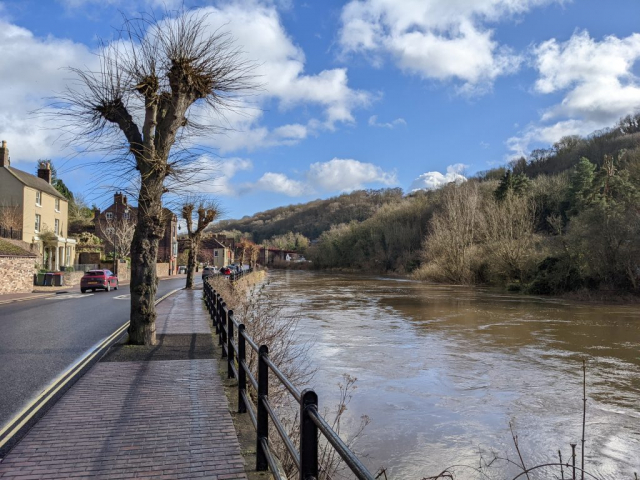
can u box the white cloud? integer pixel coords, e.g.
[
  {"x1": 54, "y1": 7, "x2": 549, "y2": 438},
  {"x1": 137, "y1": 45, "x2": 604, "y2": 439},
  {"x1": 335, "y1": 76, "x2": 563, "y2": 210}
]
[
  {"x1": 189, "y1": 2, "x2": 369, "y2": 151},
  {"x1": 239, "y1": 157, "x2": 397, "y2": 197},
  {"x1": 338, "y1": 0, "x2": 559, "y2": 93},
  {"x1": 0, "y1": 2, "x2": 369, "y2": 164},
  {"x1": 368, "y1": 115, "x2": 406, "y2": 128},
  {"x1": 508, "y1": 31, "x2": 640, "y2": 157},
  {"x1": 253, "y1": 172, "x2": 306, "y2": 196},
  {"x1": 58, "y1": 0, "x2": 183, "y2": 10},
  {"x1": 0, "y1": 19, "x2": 95, "y2": 163},
  {"x1": 410, "y1": 164, "x2": 467, "y2": 191},
  {"x1": 182, "y1": 156, "x2": 253, "y2": 196},
  {"x1": 307, "y1": 158, "x2": 397, "y2": 192}
]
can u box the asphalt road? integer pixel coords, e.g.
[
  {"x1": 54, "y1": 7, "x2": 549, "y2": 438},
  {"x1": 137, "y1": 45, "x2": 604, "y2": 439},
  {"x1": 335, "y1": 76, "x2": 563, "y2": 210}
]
[{"x1": 0, "y1": 277, "x2": 199, "y2": 429}]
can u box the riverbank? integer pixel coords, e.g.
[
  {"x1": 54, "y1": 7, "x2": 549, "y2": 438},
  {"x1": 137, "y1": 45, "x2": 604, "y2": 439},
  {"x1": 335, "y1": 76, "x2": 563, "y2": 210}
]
[{"x1": 292, "y1": 265, "x2": 640, "y2": 305}]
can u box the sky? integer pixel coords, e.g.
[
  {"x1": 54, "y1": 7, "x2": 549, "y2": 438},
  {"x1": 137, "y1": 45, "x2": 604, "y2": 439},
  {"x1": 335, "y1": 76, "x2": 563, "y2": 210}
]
[{"x1": 2, "y1": 0, "x2": 640, "y2": 219}]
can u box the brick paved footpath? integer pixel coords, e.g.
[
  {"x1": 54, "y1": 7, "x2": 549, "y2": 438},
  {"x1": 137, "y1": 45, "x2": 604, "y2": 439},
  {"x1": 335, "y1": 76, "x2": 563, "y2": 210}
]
[{"x1": 0, "y1": 289, "x2": 247, "y2": 480}]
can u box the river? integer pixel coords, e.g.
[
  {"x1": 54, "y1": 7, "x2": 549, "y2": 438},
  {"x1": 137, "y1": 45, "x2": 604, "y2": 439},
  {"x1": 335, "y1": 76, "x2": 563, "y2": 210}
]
[{"x1": 265, "y1": 270, "x2": 640, "y2": 479}]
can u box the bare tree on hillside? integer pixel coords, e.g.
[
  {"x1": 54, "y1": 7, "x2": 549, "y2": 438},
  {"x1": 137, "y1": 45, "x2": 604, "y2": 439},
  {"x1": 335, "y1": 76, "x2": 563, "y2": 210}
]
[
  {"x1": 422, "y1": 182, "x2": 481, "y2": 284},
  {"x1": 182, "y1": 198, "x2": 221, "y2": 289},
  {"x1": 55, "y1": 11, "x2": 255, "y2": 344}
]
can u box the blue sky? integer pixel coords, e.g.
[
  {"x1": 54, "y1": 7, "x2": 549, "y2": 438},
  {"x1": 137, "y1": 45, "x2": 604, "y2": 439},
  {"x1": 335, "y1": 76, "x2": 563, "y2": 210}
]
[{"x1": 2, "y1": 0, "x2": 640, "y2": 219}]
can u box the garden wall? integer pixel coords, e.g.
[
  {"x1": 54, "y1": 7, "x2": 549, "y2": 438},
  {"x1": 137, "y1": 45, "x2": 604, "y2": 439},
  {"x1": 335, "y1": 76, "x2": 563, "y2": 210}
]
[{"x1": 0, "y1": 256, "x2": 35, "y2": 294}]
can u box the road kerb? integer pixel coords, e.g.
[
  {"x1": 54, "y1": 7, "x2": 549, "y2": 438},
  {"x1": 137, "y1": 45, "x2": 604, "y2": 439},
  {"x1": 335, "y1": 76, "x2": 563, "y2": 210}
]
[
  {"x1": 0, "y1": 293, "x2": 56, "y2": 305},
  {"x1": 0, "y1": 286, "x2": 184, "y2": 459}
]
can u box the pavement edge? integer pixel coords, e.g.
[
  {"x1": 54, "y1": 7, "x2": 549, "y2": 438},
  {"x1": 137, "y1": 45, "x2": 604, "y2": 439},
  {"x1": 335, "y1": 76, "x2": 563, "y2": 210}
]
[{"x1": 0, "y1": 287, "x2": 184, "y2": 460}]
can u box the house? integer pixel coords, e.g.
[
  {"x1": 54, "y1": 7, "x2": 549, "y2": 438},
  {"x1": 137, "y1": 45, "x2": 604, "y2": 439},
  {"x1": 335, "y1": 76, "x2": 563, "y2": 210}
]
[
  {"x1": 199, "y1": 235, "x2": 235, "y2": 268},
  {"x1": 0, "y1": 141, "x2": 76, "y2": 271},
  {"x1": 93, "y1": 192, "x2": 178, "y2": 274}
]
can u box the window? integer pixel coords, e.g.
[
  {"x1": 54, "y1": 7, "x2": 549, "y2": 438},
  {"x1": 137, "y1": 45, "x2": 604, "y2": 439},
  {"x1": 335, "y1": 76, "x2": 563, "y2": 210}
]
[
  {"x1": 35, "y1": 214, "x2": 41, "y2": 232},
  {"x1": 54, "y1": 219, "x2": 59, "y2": 235},
  {"x1": 35, "y1": 191, "x2": 41, "y2": 206},
  {"x1": 123, "y1": 211, "x2": 129, "y2": 220},
  {"x1": 106, "y1": 212, "x2": 113, "y2": 220},
  {"x1": 214, "y1": 250, "x2": 219, "y2": 257},
  {"x1": 55, "y1": 198, "x2": 60, "y2": 211},
  {"x1": 106, "y1": 227, "x2": 115, "y2": 235}
]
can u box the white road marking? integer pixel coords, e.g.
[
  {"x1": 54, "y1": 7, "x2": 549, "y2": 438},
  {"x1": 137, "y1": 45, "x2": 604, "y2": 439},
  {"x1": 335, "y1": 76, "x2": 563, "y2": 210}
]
[
  {"x1": 46, "y1": 294, "x2": 93, "y2": 300},
  {"x1": 114, "y1": 294, "x2": 131, "y2": 300}
]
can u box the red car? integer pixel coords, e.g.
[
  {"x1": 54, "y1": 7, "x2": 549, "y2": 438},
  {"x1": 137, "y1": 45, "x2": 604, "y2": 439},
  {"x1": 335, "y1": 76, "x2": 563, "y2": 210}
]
[{"x1": 80, "y1": 270, "x2": 119, "y2": 293}]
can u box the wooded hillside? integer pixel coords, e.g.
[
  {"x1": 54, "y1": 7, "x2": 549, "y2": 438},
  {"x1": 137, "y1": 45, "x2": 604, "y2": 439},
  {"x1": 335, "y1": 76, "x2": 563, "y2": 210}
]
[
  {"x1": 217, "y1": 114, "x2": 640, "y2": 295},
  {"x1": 212, "y1": 188, "x2": 404, "y2": 242}
]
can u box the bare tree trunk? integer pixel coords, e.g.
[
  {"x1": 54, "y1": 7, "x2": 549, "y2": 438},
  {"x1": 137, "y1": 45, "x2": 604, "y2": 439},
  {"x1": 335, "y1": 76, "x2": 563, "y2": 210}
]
[
  {"x1": 186, "y1": 238, "x2": 200, "y2": 289},
  {"x1": 128, "y1": 175, "x2": 164, "y2": 345}
]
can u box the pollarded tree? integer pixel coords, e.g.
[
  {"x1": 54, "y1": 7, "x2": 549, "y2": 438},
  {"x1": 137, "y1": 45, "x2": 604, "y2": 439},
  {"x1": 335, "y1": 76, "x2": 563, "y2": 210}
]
[
  {"x1": 57, "y1": 12, "x2": 254, "y2": 344},
  {"x1": 182, "y1": 199, "x2": 221, "y2": 289},
  {"x1": 235, "y1": 238, "x2": 251, "y2": 266},
  {"x1": 249, "y1": 243, "x2": 261, "y2": 268}
]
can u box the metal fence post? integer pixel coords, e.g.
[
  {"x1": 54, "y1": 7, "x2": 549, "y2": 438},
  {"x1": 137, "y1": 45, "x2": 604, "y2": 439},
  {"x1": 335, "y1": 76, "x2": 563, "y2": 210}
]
[
  {"x1": 210, "y1": 289, "x2": 216, "y2": 324},
  {"x1": 238, "y1": 325, "x2": 247, "y2": 413},
  {"x1": 227, "y1": 310, "x2": 235, "y2": 379},
  {"x1": 300, "y1": 389, "x2": 319, "y2": 480},
  {"x1": 221, "y1": 303, "x2": 228, "y2": 358},
  {"x1": 256, "y1": 345, "x2": 269, "y2": 471},
  {"x1": 217, "y1": 295, "x2": 223, "y2": 344}
]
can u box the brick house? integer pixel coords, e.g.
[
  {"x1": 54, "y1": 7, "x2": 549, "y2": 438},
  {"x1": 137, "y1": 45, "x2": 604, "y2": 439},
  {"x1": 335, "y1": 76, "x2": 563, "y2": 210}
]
[
  {"x1": 0, "y1": 141, "x2": 76, "y2": 270},
  {"x1": 93, "y1": 192, "x2": 178, "y2": 275}
]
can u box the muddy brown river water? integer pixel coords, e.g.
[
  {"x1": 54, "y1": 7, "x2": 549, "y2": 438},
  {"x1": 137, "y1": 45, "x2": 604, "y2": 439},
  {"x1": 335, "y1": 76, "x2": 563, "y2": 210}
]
[{"x1": 265, "y1": 270, "x2": 640, "y2": 479}]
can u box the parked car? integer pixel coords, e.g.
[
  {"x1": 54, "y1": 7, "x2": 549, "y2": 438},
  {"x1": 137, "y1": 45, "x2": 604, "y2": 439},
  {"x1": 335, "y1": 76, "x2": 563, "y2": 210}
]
[
  {"x1": 220, "y1": 266, "x2": 234, "y2": 275},
  {"x1": 80, "y1": 270, "x2": 118, "y2": 293},
  {"x1": 177, "y1": 265, "x2": 187, "y2": 274},
  {"x1": 202, "y1": 266, "x2": 218, "y2": 280}
]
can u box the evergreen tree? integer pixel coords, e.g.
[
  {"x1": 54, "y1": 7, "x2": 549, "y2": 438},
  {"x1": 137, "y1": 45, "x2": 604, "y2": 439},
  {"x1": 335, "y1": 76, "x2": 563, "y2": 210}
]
[
  {"x1": 494, "y1": 171, "x2": 530, "y2": 201},
  {"x1": 567, "y1": 157, "x2": 596, "y2": 214},
  {"x1": 494, "y1": 171, "x2": 513, "y2": 201}
]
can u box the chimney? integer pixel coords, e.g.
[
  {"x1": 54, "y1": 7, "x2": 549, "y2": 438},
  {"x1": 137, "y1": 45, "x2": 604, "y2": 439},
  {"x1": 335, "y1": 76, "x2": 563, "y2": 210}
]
[
  {"x1": 114, "y1": 192, "x2": 127, "y2": 206},
  {"x1": 0, "y1": 140, "x2": 9, "y2": 168},
  {"x1": 37, "y1": 161, "x2": 52, "y2": 184},
  {"x1": 93, "y1": 208, "x2": 101, "y2": 220}
]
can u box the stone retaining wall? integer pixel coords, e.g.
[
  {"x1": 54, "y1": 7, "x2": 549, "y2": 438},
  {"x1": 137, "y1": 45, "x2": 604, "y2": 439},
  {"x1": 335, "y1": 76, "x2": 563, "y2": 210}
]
[
  {"x1": 0, "y1": 256, "x2": 35, "y2": 294},
  {"x1": 156, "y1": 262, "x2": 172, "y2": 277},
  {"x1": 63, "y1": 270, "x2": 85, "y2": 287}
]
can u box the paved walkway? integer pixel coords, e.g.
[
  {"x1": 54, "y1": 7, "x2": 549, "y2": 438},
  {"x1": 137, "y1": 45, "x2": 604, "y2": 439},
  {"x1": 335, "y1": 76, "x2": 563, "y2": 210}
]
[{"x1": 0, "y1": 289, "x2": 247, "y2": 480}]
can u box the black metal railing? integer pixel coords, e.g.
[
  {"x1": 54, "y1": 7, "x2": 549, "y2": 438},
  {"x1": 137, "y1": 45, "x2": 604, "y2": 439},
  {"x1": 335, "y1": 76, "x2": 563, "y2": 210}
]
[
  {"x1": 229, "y1": 267, "x2": 252, "y2": 282},
  {"x1": 206, "y1": 266, "x2": 254, "y2": 282},
  {"x1": 203, "y1": 279, "x2": 375, "y2": 480},
  {"x1": 0, "y1": 227, "x2": 22, "y2": 241}
]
